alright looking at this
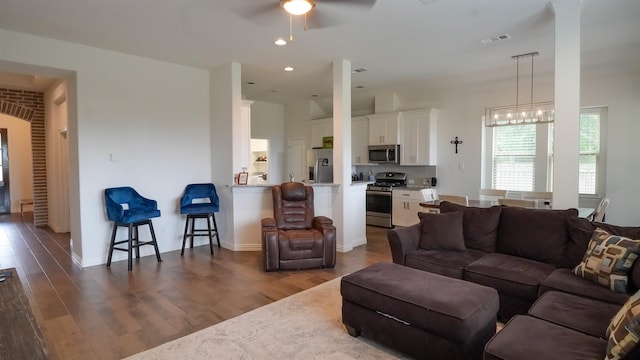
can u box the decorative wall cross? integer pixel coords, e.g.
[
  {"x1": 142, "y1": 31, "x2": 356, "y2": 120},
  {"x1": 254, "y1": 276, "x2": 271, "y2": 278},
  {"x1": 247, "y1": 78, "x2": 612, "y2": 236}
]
[{"x1": 450, "y1": 136, "x2": 463, "y2": 153}]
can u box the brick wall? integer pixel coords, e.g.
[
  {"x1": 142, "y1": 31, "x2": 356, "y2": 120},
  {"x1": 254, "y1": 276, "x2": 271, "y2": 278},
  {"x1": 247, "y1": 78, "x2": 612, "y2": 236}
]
[{"x1": 0, "y1": 88, "x2": 47, "y2": 226}]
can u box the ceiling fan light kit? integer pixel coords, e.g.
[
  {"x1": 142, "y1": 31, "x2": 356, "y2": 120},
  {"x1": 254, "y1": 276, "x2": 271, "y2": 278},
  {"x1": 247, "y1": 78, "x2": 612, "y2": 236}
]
[{"x1": 282, "y1": 0, "x2": 315, "y2": 16}]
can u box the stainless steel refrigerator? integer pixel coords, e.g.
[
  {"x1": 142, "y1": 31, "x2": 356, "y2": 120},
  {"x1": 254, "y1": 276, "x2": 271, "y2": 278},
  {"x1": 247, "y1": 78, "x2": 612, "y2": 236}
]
[{"x1": 307, "y1": 149, "x2": 333, "y2": 183}]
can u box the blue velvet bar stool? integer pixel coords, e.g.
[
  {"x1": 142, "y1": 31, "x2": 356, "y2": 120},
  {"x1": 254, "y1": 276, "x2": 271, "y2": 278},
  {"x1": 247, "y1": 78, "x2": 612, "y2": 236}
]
[
  {"x1": 179, "y1": 183, "x2": 220, "y2": 255},
  {"x1": 104, "y1": 187, "x2": 162, "y2": 271}
]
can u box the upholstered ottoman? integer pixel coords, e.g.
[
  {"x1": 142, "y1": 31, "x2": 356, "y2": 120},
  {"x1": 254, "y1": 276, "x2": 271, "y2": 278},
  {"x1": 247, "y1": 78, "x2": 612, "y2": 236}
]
[{"x1": 341, "y1": 262, "x2": 499, "y2": 360}]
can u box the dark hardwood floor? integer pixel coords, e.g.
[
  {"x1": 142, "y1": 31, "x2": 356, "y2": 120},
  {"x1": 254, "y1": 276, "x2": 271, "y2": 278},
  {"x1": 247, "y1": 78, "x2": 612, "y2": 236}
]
[{"x1": 0, "y1": 213, "x2": 392, "y2": 359}]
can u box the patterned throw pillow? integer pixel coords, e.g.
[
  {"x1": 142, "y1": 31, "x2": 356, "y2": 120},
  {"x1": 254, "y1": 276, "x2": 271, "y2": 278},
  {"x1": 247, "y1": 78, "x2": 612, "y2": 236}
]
[
  {"x1": 573, "y1": 228, "x2": 640, "y2": 293},
  {"x1": 606, "y1": 290, "x2": 640, "y2": 360}
]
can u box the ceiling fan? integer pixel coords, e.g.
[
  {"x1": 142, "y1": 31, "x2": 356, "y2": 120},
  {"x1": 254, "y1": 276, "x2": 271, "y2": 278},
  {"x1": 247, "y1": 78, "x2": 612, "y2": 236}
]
[{"x1": 238, "y1": 0, "x2": 377, "y2": 41}]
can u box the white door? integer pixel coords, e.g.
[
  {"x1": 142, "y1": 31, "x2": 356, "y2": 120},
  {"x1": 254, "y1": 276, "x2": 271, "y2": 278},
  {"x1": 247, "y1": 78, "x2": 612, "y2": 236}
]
[{"x1": 287, "y1": 137, "x2": 307, "y2": 182}]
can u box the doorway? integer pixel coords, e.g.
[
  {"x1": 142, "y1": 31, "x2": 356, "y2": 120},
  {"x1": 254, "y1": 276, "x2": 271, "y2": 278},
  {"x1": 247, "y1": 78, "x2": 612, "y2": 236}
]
[{"x1": 0, "y1": 129, "x2": 9, "y2": 214}]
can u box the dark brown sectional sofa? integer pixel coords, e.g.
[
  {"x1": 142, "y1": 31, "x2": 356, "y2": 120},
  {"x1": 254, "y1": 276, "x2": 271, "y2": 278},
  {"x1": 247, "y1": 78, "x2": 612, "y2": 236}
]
[{"x1": 387, "y1": 201, "x2": 640, "y2": 359}]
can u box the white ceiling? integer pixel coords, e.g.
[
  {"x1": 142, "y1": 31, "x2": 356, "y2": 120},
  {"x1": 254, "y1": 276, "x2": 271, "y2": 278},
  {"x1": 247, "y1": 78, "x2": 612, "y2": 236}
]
[{"x1": 0, "y1": 0, "x2": 638, "y2": 112}]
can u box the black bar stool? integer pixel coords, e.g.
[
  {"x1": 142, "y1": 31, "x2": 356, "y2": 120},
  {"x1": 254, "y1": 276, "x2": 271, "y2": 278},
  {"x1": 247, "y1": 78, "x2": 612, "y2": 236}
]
[
  {"x1": 104, "y1": 187, "x2": 162, "y2": 271},
  {"x1": 179, "y1": 183, "x2": 220, "y2": 255}
]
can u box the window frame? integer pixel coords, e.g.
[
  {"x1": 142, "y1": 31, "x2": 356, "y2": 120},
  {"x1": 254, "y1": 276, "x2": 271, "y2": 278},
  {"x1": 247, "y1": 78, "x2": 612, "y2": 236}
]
[{"x1": 481, "y1": 106, "x2": 607, "y2": 199}]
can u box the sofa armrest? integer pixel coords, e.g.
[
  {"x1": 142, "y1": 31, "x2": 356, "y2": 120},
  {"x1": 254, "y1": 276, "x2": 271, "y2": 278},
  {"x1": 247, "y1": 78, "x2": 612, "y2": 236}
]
[
  {"x1": 387, "y1": 223, "x2": 420, "y2": 265},
  {"x1": 261, "y1": 218, "x2": 279, "y2": 271}
]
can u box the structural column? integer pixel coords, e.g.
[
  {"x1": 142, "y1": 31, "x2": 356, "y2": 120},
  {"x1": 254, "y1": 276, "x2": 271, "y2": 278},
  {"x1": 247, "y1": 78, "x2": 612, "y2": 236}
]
[
  {"x1": 209, "y1": 62, "x2": 244, "y2": 248},
  {"x1": 550, "y1": 0, "x2": 583, "y2": 209},
  {"x1": 332, "y1": 59, "x2": 366, "y2": 252}
]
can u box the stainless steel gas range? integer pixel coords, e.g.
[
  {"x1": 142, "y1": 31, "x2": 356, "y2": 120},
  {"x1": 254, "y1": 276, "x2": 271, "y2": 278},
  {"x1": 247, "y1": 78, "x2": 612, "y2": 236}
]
[{"x1": 366, "y1": 172, "x2": 407, "y2": 228}]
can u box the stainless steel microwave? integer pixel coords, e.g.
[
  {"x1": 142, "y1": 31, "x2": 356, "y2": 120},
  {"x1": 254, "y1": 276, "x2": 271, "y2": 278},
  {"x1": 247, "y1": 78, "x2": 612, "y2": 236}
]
[{"x1": 368, "y1": 144, "x2": 400, "y2": 164}]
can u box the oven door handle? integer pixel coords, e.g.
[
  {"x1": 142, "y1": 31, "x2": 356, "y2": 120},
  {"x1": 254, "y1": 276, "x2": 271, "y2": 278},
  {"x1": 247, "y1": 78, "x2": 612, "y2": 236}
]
[{"x1": 366, "y1": 191, "x2": 392, "y2": 197}]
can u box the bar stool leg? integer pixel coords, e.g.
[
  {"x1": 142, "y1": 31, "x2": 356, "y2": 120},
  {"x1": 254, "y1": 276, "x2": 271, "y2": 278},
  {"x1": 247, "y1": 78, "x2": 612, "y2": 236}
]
[
  {"x1": 133, "y1": 223, "x2": 141, "y2": 259},
  {"x1": 206, "y1": 214, "x2": 214, "y2": 255},
  {"x1": 212, "y1": 213, "x2": 221, "y2": 248},
  {"x1": 127, "y1": 223, "x2": 134, "y2": 271},
  {"x1": 148, "y1": 220, "x2": 162, "y2": 262},
  {"x1": 181, "y1": 216, "x2": 190, "y2": 256},
  {"x1": 189, "y1": 216, "x2": 196, "y2": 249},
  {"x1": 107, "y1": 223, "x2": 118, "y2": 267}
]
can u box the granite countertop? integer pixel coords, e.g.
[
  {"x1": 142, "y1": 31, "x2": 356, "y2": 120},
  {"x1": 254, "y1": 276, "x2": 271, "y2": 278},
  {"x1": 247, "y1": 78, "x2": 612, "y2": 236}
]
[{"x1": 228, "y1": 182, "x2": 340, "y2": 188}]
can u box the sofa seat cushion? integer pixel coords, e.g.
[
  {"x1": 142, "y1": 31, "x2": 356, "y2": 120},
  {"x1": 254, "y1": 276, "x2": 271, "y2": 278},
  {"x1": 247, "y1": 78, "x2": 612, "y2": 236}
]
[
  {"x1": 464, "y1": 253, "x2": 556, "y2": 300},
  {"x1": 484, "y1": 315, "x2": 607, "y2": 360},
  {"x1": 439, "y1": 201, "x2": 502, "y2": 252},
  {"x1": 404, "y1": 249, "x2": 486, "y2": 279},
  {"x1": 496, "y1": 207, "x2": 577, "y2": 267},
  {"x1": 528, "y1": 291, "x2": 620, "y2": 338},
  {"x1": 540, "y1": 268, "x2": 629, "y2": 305}
]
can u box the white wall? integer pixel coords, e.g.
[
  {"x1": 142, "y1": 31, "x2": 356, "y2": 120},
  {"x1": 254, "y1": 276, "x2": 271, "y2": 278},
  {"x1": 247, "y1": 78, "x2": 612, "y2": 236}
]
[
  {"x1": 250, "y1": 100, "x2": 285, "y2": 184},
  {"x1": 581, "y1": 71, "x2": 640, "y2": 225},
  {"x1": 0, "y1": 113, "x2": 33, "y2": 212},
  {"x1": 0, "y1": 29, "x2": 211, "y2": 267}
]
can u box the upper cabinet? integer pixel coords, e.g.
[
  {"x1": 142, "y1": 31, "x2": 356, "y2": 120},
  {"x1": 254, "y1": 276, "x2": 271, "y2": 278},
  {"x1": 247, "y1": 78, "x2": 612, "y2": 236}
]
[
  {"x1": 367, "y1": 112, "x2": 399, "y2": 145},
  {"x1": 399, "y1": 109, "x2": 438, "y2": 166},
  {"x1": 310, "y1": 117, "x2": 333, "y2": 148},
  {"x1": 352, "y1": 116, "x2": 369, "y2": 165}
]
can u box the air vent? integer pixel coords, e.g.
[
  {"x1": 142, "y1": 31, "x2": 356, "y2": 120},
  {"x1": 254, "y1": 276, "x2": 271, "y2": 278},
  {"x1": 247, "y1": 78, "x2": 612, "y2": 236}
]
[
  {"x1": 481, "y1": 33, "x2": 511, "y2": 44},
  {"x1": 352, "y1": 67, "x2": 369, "y2": 74}
]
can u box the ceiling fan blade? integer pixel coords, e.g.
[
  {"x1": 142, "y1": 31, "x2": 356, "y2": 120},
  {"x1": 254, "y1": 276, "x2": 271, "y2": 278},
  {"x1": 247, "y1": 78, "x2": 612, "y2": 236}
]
[
  {"x1": 305, "y1": 9, "x2": 338, "y2": 29},
  {"x1": 234, "y1": 3, "x2": 282, "y2": 26},
  {"x1": 319, "y1": 0, "x2": 377, "y2": 9}
]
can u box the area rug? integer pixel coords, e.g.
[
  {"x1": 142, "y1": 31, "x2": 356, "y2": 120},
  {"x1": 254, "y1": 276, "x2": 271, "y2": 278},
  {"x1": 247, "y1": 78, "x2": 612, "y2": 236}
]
[{"x1": 125, "y1": 277, "x2": 409, "y2": 359}]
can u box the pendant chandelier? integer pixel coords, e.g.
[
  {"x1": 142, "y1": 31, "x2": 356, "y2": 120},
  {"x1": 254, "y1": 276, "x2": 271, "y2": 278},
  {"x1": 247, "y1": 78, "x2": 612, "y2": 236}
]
[{"x1": 485, "y1": 52, "x2": 554, "y2": 127}]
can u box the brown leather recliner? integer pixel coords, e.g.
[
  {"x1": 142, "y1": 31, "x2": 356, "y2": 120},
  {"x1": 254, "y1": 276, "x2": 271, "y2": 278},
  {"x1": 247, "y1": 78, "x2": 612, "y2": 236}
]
[{"x1": 261, "y1": 182, "x2": 336, "y2": 271}]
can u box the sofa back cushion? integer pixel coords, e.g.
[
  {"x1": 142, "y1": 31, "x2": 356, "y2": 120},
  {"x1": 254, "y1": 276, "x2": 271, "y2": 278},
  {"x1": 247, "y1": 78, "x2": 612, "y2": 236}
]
[
  {"x1": 417, "y1": 211, "x2": 466, "y2": 251},
  {"x1": 439, "y1": 201, "x2": 502, "y2": 252},
  {"x1": 496, "y1": 207, "x2": 578, "y2": 266}
]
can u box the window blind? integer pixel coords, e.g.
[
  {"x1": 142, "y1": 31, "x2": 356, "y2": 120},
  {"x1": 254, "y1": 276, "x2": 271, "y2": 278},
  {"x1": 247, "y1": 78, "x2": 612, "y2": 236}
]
[{"x1": 492, "y1": 124, "x2": 536, "y2": 191}]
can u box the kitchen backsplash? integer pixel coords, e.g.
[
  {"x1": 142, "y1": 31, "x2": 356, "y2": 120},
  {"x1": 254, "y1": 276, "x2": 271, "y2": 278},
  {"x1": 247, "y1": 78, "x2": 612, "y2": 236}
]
[{"x1": 353, "y1": 165, "x2": 437, "y2": 186}]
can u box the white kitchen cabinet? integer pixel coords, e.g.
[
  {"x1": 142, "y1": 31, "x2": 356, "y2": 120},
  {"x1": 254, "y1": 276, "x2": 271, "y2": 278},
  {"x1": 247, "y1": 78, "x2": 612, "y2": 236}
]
[
  {"x1": 392, "y1": 188, "x2": 434, "y2": 227},
  {"x1": 399, "y1": 108, "x2": 438, "y2": 166},
  {"x1": 352, "y1": 116, "x2": 369, "y2": 164},
  {"x1": 310, "y1": 117, "x2": 332, "y2": 149},
  {"x1": 367, "y1": 112, "x2": 399, "y2": 145}
]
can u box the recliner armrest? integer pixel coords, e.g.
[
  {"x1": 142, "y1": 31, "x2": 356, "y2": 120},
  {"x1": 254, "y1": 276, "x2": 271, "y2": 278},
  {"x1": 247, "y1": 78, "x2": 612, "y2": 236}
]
[
  {"x1": 313, "y1": 216, "x2": 333, "y2": 230},
  {"x1": 387, "y1": 224, "x2": 421, "y2": 265},
  {"x1": 261, "y1": 218, "x2": 277, "y2": 230},
  {"x1": 261, "y1": 218, "x2": 279, "y2": 271}
]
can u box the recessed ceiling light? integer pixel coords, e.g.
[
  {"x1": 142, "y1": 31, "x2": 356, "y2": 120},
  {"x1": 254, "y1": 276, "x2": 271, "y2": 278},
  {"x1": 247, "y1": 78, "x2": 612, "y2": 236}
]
[
  {"x1": 284, "y1": 66, "x2": 294, "y2": 72},
  {"x1": 247, "y1": 81, "x2": 255, "y2": 85},
  {"x1": 274, "y1": 38, "x2": 287, "y2": 46},
  {"x1": 311, "y1": 94, "x2": 318, "y2": 97},
  {"x1": 356, "y1": 85, "x2": 364, "y2": 89}
]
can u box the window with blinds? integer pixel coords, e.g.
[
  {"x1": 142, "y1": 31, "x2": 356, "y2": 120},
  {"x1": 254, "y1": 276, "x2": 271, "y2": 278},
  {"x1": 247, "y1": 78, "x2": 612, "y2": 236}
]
[
  {"x1": 579, "y1": 110, "x2": 601, "y2": 194},
  {"x1": 491, "y1": 124, "x2": 536, "y2": 191}
]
